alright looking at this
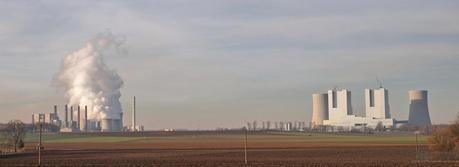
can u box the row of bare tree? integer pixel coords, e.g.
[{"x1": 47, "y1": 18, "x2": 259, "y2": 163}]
[
  {"x1": 429, "y1": 116, "x2": 459, "y2": 152},
  {"x1": 1, "y1": 120, "x2": 26, "y2": 152}
]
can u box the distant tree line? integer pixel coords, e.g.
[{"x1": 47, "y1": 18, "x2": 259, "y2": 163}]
[{"x1": 428, "y1": 115, "x2": 459, "y2": 152}]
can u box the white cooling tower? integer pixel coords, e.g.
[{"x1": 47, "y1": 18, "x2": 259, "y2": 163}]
[
  {"x1": 112, "y1": 119, "x2": 122, "y2": 132},
  {"x1": 408, "y1": 90, "x2": 431, "y2": 126},
  {"x1": 101, "y1": 119, "x2": 113, "y2": 132},
  {"x1": 86, "y1": 119, "x2": 99, "y2": 131},
  {"x1": 101, "y1": 118, "x2": 122, "y2": 132},
  {"x1": 312, "y1": 93, "x2": 329, "y2": 127}
]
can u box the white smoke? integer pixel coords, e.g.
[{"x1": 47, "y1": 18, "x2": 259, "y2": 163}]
[{"x1": 54, "y1": 32, "x2": 125, "y2": 120}]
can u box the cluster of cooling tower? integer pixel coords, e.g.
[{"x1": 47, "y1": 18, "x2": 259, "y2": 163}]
[{"x1": 58, "y1": 105, "x2": 123, "y2": 132}]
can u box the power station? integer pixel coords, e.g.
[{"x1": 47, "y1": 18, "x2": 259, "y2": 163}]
[
  {"x1": 32, "y1": 95, "x2": 148, "y2": 132},
  {"x1": 32, "y1": 104, "x2": 123, "y2": 132},
  {"x1": 311, "y1": 87, "x2": 431, "y2": 130}
]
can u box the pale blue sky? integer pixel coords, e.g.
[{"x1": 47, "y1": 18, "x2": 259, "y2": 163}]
[{"x1": 1, "y1": 0, "x2": 458, "y2": 129}]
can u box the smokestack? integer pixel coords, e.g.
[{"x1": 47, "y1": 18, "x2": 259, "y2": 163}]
[
  {"x1": 65, "y1": 105, "x2": 68, "y2": 128},
  {"x1": 133, "y1": 96, "x2": 136, "y2": 131},
  {"x1": 85, "y1": 106, "x2": 88, "y2": 131},
  {"x1": 77, "y1": 106, "x2": 81, "y2": 130},
  {"x1": 32, "y1": 114, "x2": 35, "y2": 131},
  {"x1": 54, "y1": 105, "x2": 57, "y2": 116},
  {"x1": 119, "y1": 112, "x2": 123, "y2": 131},
  {"x1": 70, "y1": 106, "x2": 74, "y2": 128}
]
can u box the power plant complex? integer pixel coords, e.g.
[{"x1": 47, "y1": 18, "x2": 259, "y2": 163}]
[
  {"x1": 32, "y1": 96, "x2": 144, "y2": 132},
  {"x1": 32, "y1": 104, "x2": 123, "y2": 132},
  {"x1": 32, "y1": 86, "x2": 432, "y2": 133},
  {"x1": 311, "y1": 87, "x2": 431, "y2": 130}
]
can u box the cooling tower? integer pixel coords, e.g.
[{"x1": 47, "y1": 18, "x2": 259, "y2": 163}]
[
  {"x1": 101, "y1": 119, "x2": 113, "y2": 132},
  {"x1": 101, "y1": 119, "x2": 122, "y2": 132},
  {"x1": 312, "y1": 93, "x2": 329, "y2": 128},
  {"x1": 408, "y1": 90, "x2": 431, "y2": 126},
  {"x1": 112, "y1": 119, "x2": 122, "y2": 131},
  {"x1": 86, "y1": 120, "x2": 99, "y2": 131}
]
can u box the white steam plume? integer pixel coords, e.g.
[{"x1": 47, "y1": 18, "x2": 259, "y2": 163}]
[{"x1": 54, "y1": 32, "x2": 125, "y2": 120}]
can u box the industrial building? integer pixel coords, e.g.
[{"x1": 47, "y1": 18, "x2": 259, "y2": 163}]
[
  {"x1": 311, "y1": 87, "x2": 431, "y2": 130},
  {"x1": 33, "y1": 104, "x2": 123, "y2": 132},
  {"x1": 32, "y1": 105, "x2": 61, "y2": 130}
]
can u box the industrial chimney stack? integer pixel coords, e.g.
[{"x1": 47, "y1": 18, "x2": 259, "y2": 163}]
[
  {"x1": 77, "y1": 106, "x2": 81, "y2": 131},
  {"x1": 133, "y1": 96, "x2": 136, "y2": 132},
  {"x1": 70, "y1": 106, "x2": 74, "y2": 129},
  {"x1": 54, "y1": 105, "x2": 57, "y2": 116},
  {"x1": 84, "y1": 106, "x2": 88, "y2": 131},
  {"x1": 65, "y1": 105, "x2": 68, "y2": 128}
]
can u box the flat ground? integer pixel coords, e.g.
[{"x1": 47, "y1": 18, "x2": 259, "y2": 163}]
[{"x1": 1, "y1": 131, "x2": 456, "y2": 166}]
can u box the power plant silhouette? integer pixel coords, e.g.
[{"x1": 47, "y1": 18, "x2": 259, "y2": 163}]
[{"x1": 311, "y1": 88, "x2": 432, "y2": 130}]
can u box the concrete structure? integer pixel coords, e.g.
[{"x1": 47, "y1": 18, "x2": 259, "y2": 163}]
[
  {"x1": 408, "y1": 90, "x2": 431, "y2": 126},
  {"x1": 319, "y1": 88, "x2": 395, "y2": 130},
  {"x1": 365, "y1": 88, "x2": 391, "y2": 119},
  {"x1": 328, "y1": 89, "x2": 353, "y2": 121},
  {"x1": 311, "y1": 93, "x2": 328, "y2": 127}
]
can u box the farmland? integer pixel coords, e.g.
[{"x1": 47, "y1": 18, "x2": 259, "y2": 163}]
[{"x1": 1, "y1": 131, "x2": 456, "y2": 166}]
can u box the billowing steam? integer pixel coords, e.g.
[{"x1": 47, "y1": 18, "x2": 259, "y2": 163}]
[{"x1": 54, "y1": 32, "x2": 124, "y2": 120}]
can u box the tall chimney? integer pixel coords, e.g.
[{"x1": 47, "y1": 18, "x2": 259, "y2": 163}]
[
  {"x1": 65, "y1": 105, "x2": 68, "y2": 128},
  {"x1": 70, "y1": 106, "x2": 74, "y2": 129},
  {"x1": 32, "y1": 114, "x2": 35, "y2": 131},
  {"x1": 54, "y1": 105, "x2": 57, "y2": 116},
  {"x1": 53, "y1": 105, "x2": 58, "y2": 126},
  {"x1": 77, "y1": 106, "x2": 81, "y2": 130},
  {"x1": 133, "y1": 96, "x2": 136, "y2": 131},
  {"x1": 84, "y1": 105, "x2": 88, "y2": 131}
]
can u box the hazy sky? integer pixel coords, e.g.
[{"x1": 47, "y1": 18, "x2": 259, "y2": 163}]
[{"x1": 1, "y1": 1, "x2": 459, "y2": 129}]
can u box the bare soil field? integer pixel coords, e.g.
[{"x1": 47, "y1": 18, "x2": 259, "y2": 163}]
[{"x1": 1, "y1": 132, "x2": 457, "y2": 166}]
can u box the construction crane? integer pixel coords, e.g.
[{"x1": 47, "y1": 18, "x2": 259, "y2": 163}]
[{"x1": 376, "y1": 77, "x2": 383, "y2": 88}]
